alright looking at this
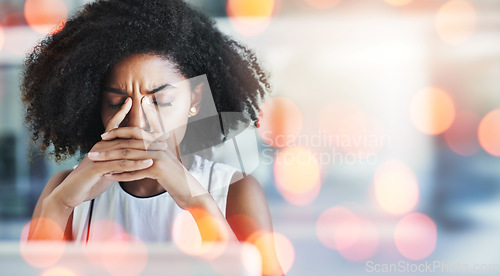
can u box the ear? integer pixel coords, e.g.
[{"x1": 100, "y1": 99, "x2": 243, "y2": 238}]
[{"x1": 189, "y1": 82, "x2": 203, "y2": 116}]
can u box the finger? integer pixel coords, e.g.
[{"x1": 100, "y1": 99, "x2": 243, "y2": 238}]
[
  {"x1": 95, "y1": 159, "x2": 154, "y2": 175},
  {"x1": 101, "y1": 126, "x2": 154, "y2": 141},
  {"x1": 103, "y1": 168, "x2": 153, "y2": 182},
  {"x1": 88, "y1": 148, "x2": 165, "y2": 161},
  {"x1": 142, "y1": 96, "x2": 164, "y2": 134},
  {"x1": 104, "y1": 98, "x2": 132, "y2": 133},
  {"x1": 91, "y1": 140, "x2": 167, "y2": 153}
]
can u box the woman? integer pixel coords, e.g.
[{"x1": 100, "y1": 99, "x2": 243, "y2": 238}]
[{"x1": 22, "y1": 0, "x2": 283, "y2": 275}]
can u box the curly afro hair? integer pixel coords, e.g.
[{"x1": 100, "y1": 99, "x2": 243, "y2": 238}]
[{"x1": 21, "y1": 0, "x2": 270, "y2": 162}]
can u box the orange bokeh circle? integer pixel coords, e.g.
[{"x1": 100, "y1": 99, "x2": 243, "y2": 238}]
[
  {"x1": 24, "y1": 0, "x2": 68, "y2": 35},
  {"x1": 258, "y1": 97, "x2": 303, "y2": 148},
  {"x1": 478, "y1": 109, "x2": 500, "y2": 157},
  {"x1": 274, "y1": 147, "x2": 321, "y2": 206},
  {"x1": 409, "y1": 87, "x2": 456, "y2": 135}
]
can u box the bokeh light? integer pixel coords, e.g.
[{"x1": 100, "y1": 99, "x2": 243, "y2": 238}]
[
  {"x1": 436, "y1": 0, "x2": 477, "y2": 45},
  {"x1": 394, "y1": 213, "x2": 437, "y2": 260},
  {"x1": 337, "y1": 218, "x2": 379, "y2": 262},
  {"x1": 241, "y1": 242, "x2": 263, "y2": 275},
  {"x1": 82, "y1": 221, "x2": 148, "y2": 276},
  {"x1": 478, "y1": 109, "x2": 500, "y2": 157},
  {"x1": 337, "y1": 112, "x2": 385, "y2": 155},
  {"x1": 226, "y1": 0, "x2": 274, "y2": 37},
  {"x1": 227, "y1": 214, "x2": 259, "y2": 240},
  {"x1": 409, "y1": 87, "x2": 456, "y2": 135},
  {"x1": 247, "y1": 231, "x2": 294, "y2": 275},
  {"x1": 304, "y1": 0, "x2": 341, "y2": 10},
  {"x1": 172, "y1": 208, "x2": 228, "y2": 259},
  {"x1": 384, "y1": 0, "x2": 413, "y2": 6},
  {"x1": 274, "y1": 147, "x2": 321, "y2": 206},
  {"x1": 374, "y1": 159, "x2": 419, "y2": 215},
  {"x1": 20, "y1": 219, "x2": 65, "y2": 268},
  {"x1": 41, "y1": 267, "x2": 77, "y2": 276},
  {"x1": 97, "y1": 238, "x2": 148, "y2": 276},
  {"x1": 444, "y1": 110, "x2": 481, "y2": 156},
  {"x1": 319, "y1": 101, "x2": 386, "y2": 155},
  {"x1": 316, "y1": 206, "x2": 360, "y2": 250},
  {"x1": 24, "y1": 0, "x2": 68, "y2": 35},
  {"x1": 258, "y1": 97, "x2": 303, "y2": 148},
  {"x1": 0, "y1": 25, "x2": 4, "y2": 52}
]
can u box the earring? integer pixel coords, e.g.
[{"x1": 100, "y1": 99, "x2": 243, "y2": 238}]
[{"x1": 188, "y1": 107, "x2": 196, "y2": 118}]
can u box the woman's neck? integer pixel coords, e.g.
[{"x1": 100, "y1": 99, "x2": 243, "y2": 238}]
[{"x1": 119, "y1": 178, "x2": 165, "y2": 197}]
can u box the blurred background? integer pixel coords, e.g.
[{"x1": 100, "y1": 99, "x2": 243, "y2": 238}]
[{"x1": 1, "y1": 0, "x2": 500, "y2": 275}]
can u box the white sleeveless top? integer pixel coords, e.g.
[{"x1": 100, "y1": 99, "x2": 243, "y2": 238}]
[{"x1": 72, "y1": 155, "x2": 238, "y2": 243}]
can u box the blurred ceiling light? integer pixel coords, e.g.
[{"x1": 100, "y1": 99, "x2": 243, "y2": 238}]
[
  {"x1": 24, "y1": 0, "x2": 68, "y2": 35},
  {"x1": 444, "y1": 110, "x2": 480, "y2": 156},
  {"x1": 384, "y1": 0, "x2": 413, "y2": 6},
  {"x1": 410, "y1": 87, "x2": 456, "y2": 135},
  {"x1": 257, "y1": 97, "x2": 303, "y2": 148},
  {"x1": 374, "y1": 159, "x2": 419, "y2": 216},
  {"x1": 304, "y1": 0, "x2": 341, "y2": 10},
  {"x1": 226, "y1": 0, "x2": 274, "y2": 37},
  {"x1": 478, "y1": 109, "x2": 500, "y2": 157},
  {"x1": 274, "y1": 147, "x2": 321, "y2": 206},
  {"x1": 394, "y1": 213, "x2": 437, "y2": 260},
  {"x1": 435, "y1": 0, "x2": 477, "y2": 45}
]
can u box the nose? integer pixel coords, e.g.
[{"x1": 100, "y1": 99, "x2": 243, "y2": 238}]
[{"x1": 121, "y1": 96, "x2": 148, "y2": 129}]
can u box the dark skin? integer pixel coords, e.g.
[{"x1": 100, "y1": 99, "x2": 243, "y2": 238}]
[{"x1": 28, "y1": 54, "x2": 284, "y2": 275}]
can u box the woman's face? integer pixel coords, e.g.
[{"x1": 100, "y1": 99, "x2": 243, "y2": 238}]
[{"x1": 101, "y1": 54, "x2": 201, "y2": 146}]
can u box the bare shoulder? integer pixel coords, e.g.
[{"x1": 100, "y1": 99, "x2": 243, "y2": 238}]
[
  {"x1": 226, "y1": 172, "x2": 273, "y2": 240},
  {"x1": 227, "y1": 172, "x2": 266, "y2": 201}
]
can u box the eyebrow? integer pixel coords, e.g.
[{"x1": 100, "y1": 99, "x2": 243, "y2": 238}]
[{"x1": 103, "y1": 83, "x2": 173, "y2": 95}]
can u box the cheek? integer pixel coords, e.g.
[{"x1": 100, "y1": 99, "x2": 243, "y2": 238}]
[{"x1": 157, "y1": 96, "x2": 190, "y2": 145}]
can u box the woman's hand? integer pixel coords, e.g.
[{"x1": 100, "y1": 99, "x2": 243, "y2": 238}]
[
  {"x1": 88, "y1": 98, "x2": 208, "y2": 210},
  {"x1": 49, "y1": 98, "x2": 156, "y2": 209},
  {"x1": 85, "y1": 97, "x2": 236, "y2": 242}
]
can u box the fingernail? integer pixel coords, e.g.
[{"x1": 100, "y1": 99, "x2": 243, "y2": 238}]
[
  {"x1": 101, "y1": 132, "x2": 109, "y2": 139},
  {"x1": 104, "y1": 173, "x2": 113, "y2": 177},
  {"x1": 88, "y1": 152, "x2": 99, "y2": 158},
  {"x1": 143, "y1": 159, "x2": 153, "y2": 165}
]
